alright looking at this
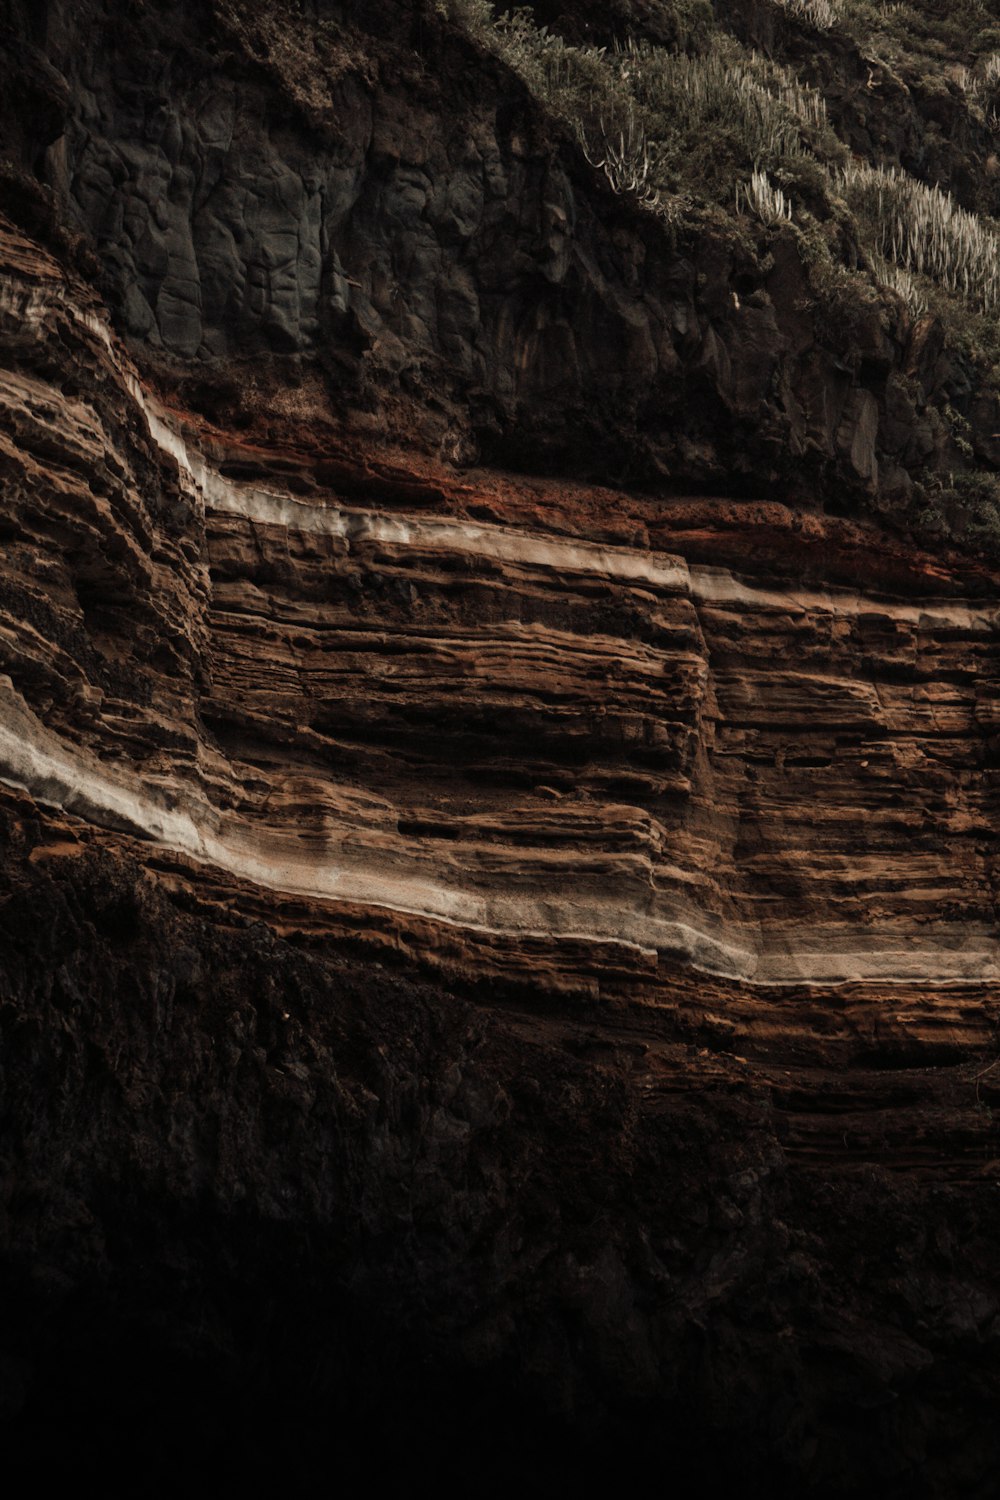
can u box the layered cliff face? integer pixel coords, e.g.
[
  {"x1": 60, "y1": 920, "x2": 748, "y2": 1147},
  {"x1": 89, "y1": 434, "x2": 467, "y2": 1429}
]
[{"x1": 4, "y1": 2, "x2": 1000, "y2": 1495}]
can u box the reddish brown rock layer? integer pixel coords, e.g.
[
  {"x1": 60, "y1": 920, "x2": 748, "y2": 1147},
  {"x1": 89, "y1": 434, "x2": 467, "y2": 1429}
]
[
  {"x1": 3, "y1": 207, "x2": 1000, "y2": 1187},
  {"x1": 5, "y1": 1, "x2": 1000, "y2": 1488},
  {"x1": 2, "y1": 137, "x2": 1000, "y2": 1500},
  {"x1": 3, "y1": 216, "x2": 1000, "y2": 991}
]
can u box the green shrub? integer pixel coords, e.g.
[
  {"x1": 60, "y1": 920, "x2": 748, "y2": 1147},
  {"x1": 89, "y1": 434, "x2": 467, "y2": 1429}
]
[
  {"x1": 772, "y1": 0, "x2": 838, "y2": 32},
  {"x1": 840, "y1": 162, "x2": 1000, "y2": 311},
  {"x1": 444, "y1": 5, "x2": 841, "y2": 217},
  {"x1": 738, "y1": 168, "x2": 793, "y2": 224},
  {"x1": 904, "y1": 470, "x2": 1000, "y2": 557},
  {"x1": 871, "y1": 257, "x2": 928, "y2": 317}
]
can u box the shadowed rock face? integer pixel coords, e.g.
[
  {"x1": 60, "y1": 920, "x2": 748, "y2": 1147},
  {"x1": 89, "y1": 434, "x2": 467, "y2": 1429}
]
[
  {"x1": 3, "y1": 3, "x2": 1000, "y2": 1495},
  {"x1": 2, "y1": 0, "x2": 981, "y2": 495}
]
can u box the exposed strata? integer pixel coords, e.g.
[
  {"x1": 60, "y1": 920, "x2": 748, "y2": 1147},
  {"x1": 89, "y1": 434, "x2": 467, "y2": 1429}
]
[
  {"x1": 3, "y1": 217, "x2": 1000, "y2": 994},
  {"x1": 2, "y1": 2, "x2": 1000, "y2": 1487}
]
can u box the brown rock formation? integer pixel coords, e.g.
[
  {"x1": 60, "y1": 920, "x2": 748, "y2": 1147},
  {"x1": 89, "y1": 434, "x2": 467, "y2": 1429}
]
[
  {"x1": 4, "y1": 212, "x2": 1000, "y2": 991},
  {"x1": 4, "y1": 202, "x2": 1000, "y2": 1489},
  {"x1": 3, "y1": 3, "x2": 1000, "y2": 1495}
]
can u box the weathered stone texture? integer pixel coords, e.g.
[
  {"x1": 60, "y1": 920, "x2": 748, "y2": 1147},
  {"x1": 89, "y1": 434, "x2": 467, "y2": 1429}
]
[{"x1": 3, "y1": 5, "x2": 1000, "y2": 1493}]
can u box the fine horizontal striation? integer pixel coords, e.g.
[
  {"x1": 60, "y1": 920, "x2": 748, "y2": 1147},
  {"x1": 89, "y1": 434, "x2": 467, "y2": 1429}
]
[{"x1": 2, "y1": 212, "x2": 1000, "y2": 1016}]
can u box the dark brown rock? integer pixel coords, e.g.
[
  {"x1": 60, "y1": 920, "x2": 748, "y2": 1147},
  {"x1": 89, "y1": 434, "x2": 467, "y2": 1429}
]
[{"x1": 3, "y1": 5, "x2": 1000, "y2": 1494}]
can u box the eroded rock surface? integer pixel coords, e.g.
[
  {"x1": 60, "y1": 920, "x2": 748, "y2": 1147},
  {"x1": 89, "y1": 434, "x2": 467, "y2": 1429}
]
[
  {"x1": 3, "y1": 206, "x2": 1000, "y2": 1492},
  {"x1": 3, "y1": 0, "x2": 987, "y2": 499},
  {"x1": 3, "y1": 3, "x2": 1000, "y2": 1495},
  {"x1": 4, "y1": 215, "x2": 1000, "y2": 987}
]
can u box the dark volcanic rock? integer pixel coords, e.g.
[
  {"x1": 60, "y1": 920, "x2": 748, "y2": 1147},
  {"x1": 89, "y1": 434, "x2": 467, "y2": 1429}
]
[{"x1": 0, "y1": 0, "x2": 974, "y2": 497}]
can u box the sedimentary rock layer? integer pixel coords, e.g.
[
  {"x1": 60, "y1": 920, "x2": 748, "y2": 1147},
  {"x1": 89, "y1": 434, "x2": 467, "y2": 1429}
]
[
  {"x1": 3, "y1": 214, "x2": 1000, "y2": 994},
  {"x1": 6, "y1": 4, "x2": 1000, "y2": 1490}
]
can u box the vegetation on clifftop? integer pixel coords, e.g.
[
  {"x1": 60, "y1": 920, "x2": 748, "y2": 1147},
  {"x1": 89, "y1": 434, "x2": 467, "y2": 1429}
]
[{"x1": 435, "y1": 0, "x2": 1000, "y2": 555}]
